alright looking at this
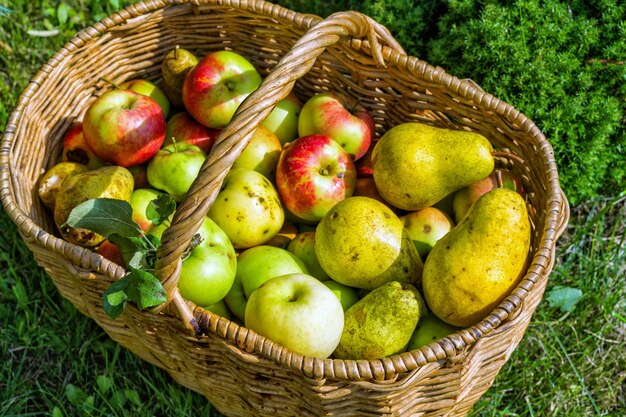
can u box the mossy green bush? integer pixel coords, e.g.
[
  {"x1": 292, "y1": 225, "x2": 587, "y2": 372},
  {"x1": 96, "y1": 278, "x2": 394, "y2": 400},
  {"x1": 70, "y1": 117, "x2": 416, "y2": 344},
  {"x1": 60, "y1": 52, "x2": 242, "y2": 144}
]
[{"x1": 278, "y1": 0, "x2": 626, "y2": 204}]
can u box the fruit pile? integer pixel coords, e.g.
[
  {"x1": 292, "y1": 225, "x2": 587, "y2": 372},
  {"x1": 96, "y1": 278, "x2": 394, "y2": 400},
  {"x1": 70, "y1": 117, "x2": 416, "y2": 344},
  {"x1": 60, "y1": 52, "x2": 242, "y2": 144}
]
[{"x1": 38, "y1": 48, "x2": 531, "y2": 361}]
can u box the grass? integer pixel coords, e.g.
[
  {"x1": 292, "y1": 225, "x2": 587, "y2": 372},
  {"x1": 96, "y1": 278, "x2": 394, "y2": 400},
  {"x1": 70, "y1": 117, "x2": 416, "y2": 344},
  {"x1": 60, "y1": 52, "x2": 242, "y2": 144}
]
[{"x1": 1, "y1": 1, "x2": 625, "y2": 416}]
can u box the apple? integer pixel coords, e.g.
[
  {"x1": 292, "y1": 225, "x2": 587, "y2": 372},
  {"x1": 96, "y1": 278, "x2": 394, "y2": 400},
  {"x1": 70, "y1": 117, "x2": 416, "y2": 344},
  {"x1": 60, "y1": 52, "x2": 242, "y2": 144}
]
[
  {"x1": 129, "y1": 188, "x2": 167, "y2": 233},
  {"x1": 237, "y1": 245, "x2": 308, "y2": 299},
  {"x1": 224, "y1": 274, "x2": 246, "y2": 322},
  {"x1": 177, "y1": 216, "x2": 237, "y2": 307},
  {"x1": 355, "y1": 146, "x2": 374, "y2": 178},
  {"x1": 96, "y1": 239, "x2": 126, "y2": 267},
  {"x1": 203, "y1": 300, "x2": 232, "y2": 320},
  {"x1": 128, "y1": 163, "x2": 150, "y2": 190},
  {"x1": 298, "y1": 92, "x2": 375, "y2": 161},
  {"x1": 352, "y1": 177, "x2": 399, "y2": 213},
  {"x1": 61, "y1": 122, "x2": 106, "y2": 169},
  {"x1": 261, "y1": 93, "x2": 302, "y2": 145},
  {"x1": 400, "y1": 207, "x2": 455, "y2": 258},
  {"x1": 146, "y1": 142, "x2": 206, "y2": 202},
  {"x1": 407, "y1": 314, "x2": 460, "y2": 350},
  {"x1": 120, "y1": 78, "x2": 170, "y2": 119},
  {"x1": 275, "y1": 134, "x2": 356, "y2": 223},
  {"x1": 245, "y1": 273, "x2": 344, "y2": 358},
  {"x1": 264, "y1": 221, "x2": 298, "y2": 249},
  {"x1": 83, "y1": 89, "x2": 166, "y2": 167},
  {"x1": 452, "y1": 171, "x2": 525, "y2": 223},
  {"x1": 231, "y1": 125, "x2": 282, "y2": 180},
  {"x1": 182, "y1": 50, "x2": 262, "y2": 128},
  {"x1": 286, "y1": 231, "x2": 330, "y2": 281},
  {"x1": 208, "y1": 168, "x2": 284, "y2": 249},
  {"x1": 323, "y1": 280, "x2": 359, "y2": 311},
  {"x1": 164, "y1": 111, "x2": 220, "y2": 154}
]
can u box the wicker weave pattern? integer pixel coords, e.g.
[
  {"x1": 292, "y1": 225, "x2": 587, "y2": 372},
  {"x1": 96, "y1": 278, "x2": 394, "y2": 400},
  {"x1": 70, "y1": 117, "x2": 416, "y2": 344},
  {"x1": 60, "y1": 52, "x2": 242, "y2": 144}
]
[{"x1": 1, "y1": 1, "x2": 568, "y2": 416}]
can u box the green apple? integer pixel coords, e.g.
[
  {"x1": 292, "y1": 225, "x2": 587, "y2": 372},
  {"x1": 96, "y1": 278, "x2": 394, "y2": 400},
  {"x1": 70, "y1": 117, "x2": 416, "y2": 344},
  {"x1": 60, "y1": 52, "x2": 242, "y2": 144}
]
[
  {"x1": 130, "y1": 188, "x2": 167, "y2": 232},
  {"x1": 121, "y1": 78, "x2": 170, "y2": 119},
  {"x1": 208, "y1": 168, "x2": 284, "y2": 249},
  {"x1": 224, "y1": 274, "x2": 246, "y2": 322},
  {"x1": 323, "y1": 280, "x2": 359, "y2": 311},
  {"x1": 237, "y1": 245, "x2": 308, "y2": 298},
  {"x1": 400, "y1": 207, "x2": 455, "y2": 258},
  {"x1": 146, "y1": 142, "x2": 206, "y2": 202},
  {"x1": 178, "y1": 217, "x2": 237, "y2": 307},
  {"x1": 245, "y1": 273, "x2": 344, "y2": 358},
  {"x1": 406, "y1": 314, "x2": 460, "y2": 351},
  {"x1": 262, "y1": 93, "x2": 302, "y2": 145},
  {"x1": 286, "y1": 231, "x2": 330, "y2": 281},
  {"x1": 231, "y1": 125, "x2": 282, "y2": 180},
  {"x1": 203, "y1": 299, "x2": 232, "y2": 320}
]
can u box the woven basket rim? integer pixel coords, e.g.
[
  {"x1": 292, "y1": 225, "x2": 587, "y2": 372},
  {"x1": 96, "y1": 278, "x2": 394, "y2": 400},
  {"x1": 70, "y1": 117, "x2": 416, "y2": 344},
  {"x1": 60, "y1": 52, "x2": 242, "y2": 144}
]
[{"x1": 0, "y1": 0, "x2": 569, "y2": 383}]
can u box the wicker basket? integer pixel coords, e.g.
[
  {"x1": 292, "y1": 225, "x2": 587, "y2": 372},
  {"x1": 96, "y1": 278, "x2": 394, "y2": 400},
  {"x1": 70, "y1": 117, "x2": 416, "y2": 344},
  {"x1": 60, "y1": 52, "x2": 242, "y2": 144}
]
[{"x1": 0, "y1": 1, "x2": 569, "y2": 415}]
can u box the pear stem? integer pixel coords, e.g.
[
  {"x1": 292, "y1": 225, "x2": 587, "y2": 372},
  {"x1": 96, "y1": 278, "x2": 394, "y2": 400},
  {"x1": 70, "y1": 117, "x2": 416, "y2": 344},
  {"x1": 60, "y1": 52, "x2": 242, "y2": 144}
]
[{"x1": 99, "y1": 77, "x2": 122, "y2": 90}]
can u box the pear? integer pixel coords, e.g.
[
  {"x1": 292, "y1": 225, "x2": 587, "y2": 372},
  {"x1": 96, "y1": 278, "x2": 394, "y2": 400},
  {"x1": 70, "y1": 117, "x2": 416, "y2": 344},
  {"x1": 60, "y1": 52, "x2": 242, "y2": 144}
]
[
  {"x1": 314, "y1": 196, "x2": 423, "y2": 290},
  {"x1": 54, "y1": 166, "x2": 134, "y2": 247},
  {"x1": 371, "y1": 122, "x2": 494, "y2": 210},
  {"x1": 333, "y1": 281, "x2": 425, "y2": 360},
  {"x1": 161, "y1": 47, "x2": 198, "y2": 107},
  {"x1": 422, "y1": 188, "x2": 531, "y2": 327},
  {"x1": 38, "y1": 162, "x2": 88, "y2": 209}
]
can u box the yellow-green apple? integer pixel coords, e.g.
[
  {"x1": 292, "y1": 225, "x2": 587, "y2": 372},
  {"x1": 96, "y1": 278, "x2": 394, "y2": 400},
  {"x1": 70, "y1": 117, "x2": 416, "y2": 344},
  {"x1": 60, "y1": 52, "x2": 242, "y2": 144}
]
[
  {"x1": 231, "y1": 125, "x2": 282, "y2": 180},
  {"x1": 322, "y1": 280, "x2": 359, "y2": 311},
  {"x1": 177, "y1": 216, "x2": 237, "y2": 307},
  {"x1": 245, "y1": 273, "x2": 344, "y2": 358},
  {"x1": 452, "y1": 171, "x2": 525, "y2": 223},
  {"x1": 203, "y1": 299, "x2": 232, "y2": 320},
  {"x1": 400, "y1": 207, "x2": 455, "y2": 258},
  {"x1": 223, "y1": 274, "x2": 246, "y2": 322},
  {"x1": 61, "y1": 123, "x2": 106, "y2": 169},
  {"x1": 83, "y1": 89, "x2": 166, "y2": 167},
  {"x1": 275, "y1": 134, "x2": 356, "y2": 223},
  {"x1": 182, "y1": 50, "x2": 262, "y2": 128},
  {"x1": 208, "y1": 168, "x2": 284, "y2": 248},
  {"x1": 286, "y1": 231, "x2": 330, "y2": 281},
  {"x1": 298, "y1": 92, "x2": 375, "y2": 161},
  {"x1": 146, "y1": 142, "x2": 206, "y2": 202},
  {"x1": 129, "y1": 188, "x2": 167, "y2": 233},
  {"x1": 164, "y1": 111, "x2": 220, "y2": 154},
  {"x1": 407, "y1": 314, "x2": 460, "y2": 350},
  {"x1": 237, "y1": 245, "x2": 308, "y2": 299},
  {"x1": 261, "y1": 93, "x2": 302, "y2": 145},
  {"x1": 120, "y1": 78, "x2": 170, "y2": 119}
]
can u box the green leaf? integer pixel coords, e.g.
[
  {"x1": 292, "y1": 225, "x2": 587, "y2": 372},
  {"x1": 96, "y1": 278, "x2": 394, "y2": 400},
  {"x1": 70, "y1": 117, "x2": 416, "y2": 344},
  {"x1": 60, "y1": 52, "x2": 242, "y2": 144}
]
[
  {"x1": 125, "y1": 268, "x2": 167, "y2": 310},
  {"x1": 65, "y1": 198, "x2": 142, "y2": 239},
  {"x1": 146, "y1": 193, "x2": 176, "y2": 226},
  {"x1": 546, "y1": 286, "x2": 583, "y2": 313},
  {"x1": 96, "y1": 375, "x2": 114, "y2": 394},
  {"x1": 56, "y1": 3, "x2": 71, "y2": 26},
  {"x1": 125, "y1": 389, "x2": 141, "y2": 406},
  {"x1": 52, "y1": 406, "x2": 64, "y2": 417},
  {"x1": 65, "y1": 384, "x2": 88, "y2": 406},
  {"x1": 108, "y1": 234, "x2": 152, "y2": 270},
  {"x1": 102, "y1": 276, "x2": 130, "y2": 319}
]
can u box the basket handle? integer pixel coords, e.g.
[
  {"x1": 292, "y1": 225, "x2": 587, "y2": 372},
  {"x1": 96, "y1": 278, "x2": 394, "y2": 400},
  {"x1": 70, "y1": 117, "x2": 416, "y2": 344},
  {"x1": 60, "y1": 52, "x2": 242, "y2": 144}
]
[{"x1": 151, "y1": 11, "x2": 406, "y2": 331}]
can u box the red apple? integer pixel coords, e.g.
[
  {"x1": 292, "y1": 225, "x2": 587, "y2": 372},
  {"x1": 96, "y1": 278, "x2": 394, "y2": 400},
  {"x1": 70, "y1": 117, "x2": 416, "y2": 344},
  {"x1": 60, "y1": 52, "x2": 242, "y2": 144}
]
[
  {"x1": 298, "y1": 92, "x2": 375, "y2": 161},
  {"x1": 83, "y1": 89, "x2": 166, "y2": 167},
  {"x1": 182, "y1": 50, "x2": 262, "y2": 128},
  {"x1": 275, "y1": 134, "x2": 356, "y2": 223},
  {"x1": 61, "y1": 122, "x2": 106, "y2": 169},
  {"x1": 96, "y1": 240, "x2": 126, "y2": 267},
  {"x1": 353, "y1": 177, "x2": 399, "y2": 213},
  {"x1": 164, "y1": 111, "x2": 220, "y2": 154},
  {"x1": 400, "y1": 207, "x2": 455, "y2": 258},
  {"x1": 355, "y1": 146, "x2": 374, "y2": 178},
  {"x1": 128, "y1": 163, "x2": 150, "y2": 190}
]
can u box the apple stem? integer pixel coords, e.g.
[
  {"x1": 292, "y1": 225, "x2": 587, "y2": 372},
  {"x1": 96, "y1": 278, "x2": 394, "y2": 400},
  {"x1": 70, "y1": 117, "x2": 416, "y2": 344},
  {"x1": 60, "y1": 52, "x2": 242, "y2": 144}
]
[
  {"x1": 348, "y1": 97, "x2": 363, "y2": 114},
  {"x1": 170, "y1": 136, "x2": 179, "y2": 153},
  {"x1": 100, "y1": 77, "x2": 122, "y2": 90}
]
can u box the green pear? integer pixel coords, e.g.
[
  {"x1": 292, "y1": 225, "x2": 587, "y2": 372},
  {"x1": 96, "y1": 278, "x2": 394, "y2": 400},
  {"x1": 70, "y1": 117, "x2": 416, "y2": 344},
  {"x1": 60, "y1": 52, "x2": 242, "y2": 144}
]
[
  {"x1": 161, "y1": 47, "x2": 199, "y2": 108},
  {"x1": 333, "y1": 281, "x2": 425, "y2": 360},
  {"x1": 371, "y1": 122, "x2": 494, "y2": 210},
  {"x1": 422, "y1": 188, "x2": 531, "y2": 327},
  {"x1": 54, "y1": 166, "x2": 134, "y2": 247},
  {"x1": 315, "y1": 196, "x2": 423, "y2": 290}
]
